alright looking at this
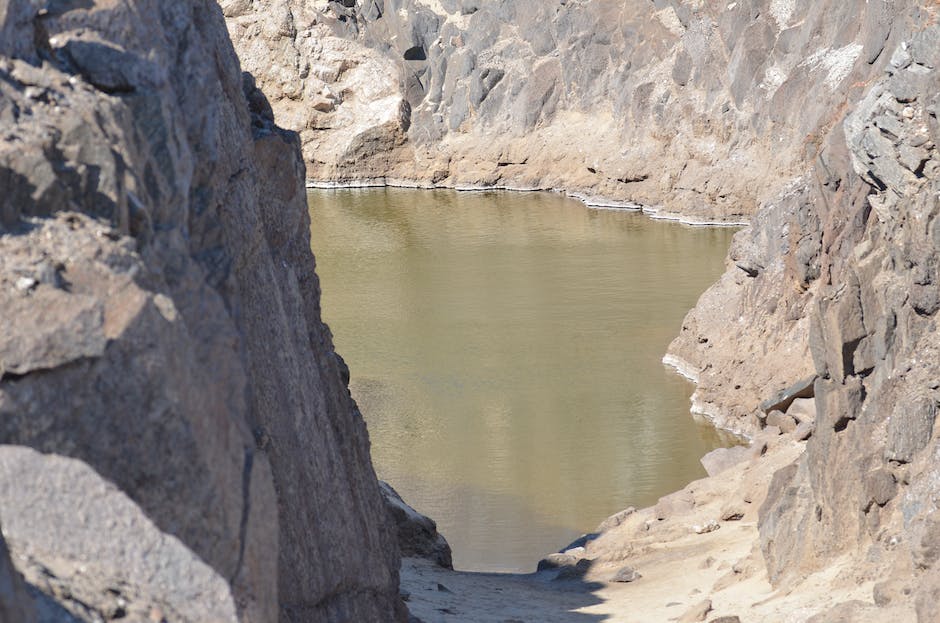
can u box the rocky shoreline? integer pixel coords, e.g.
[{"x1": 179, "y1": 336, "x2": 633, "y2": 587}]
[
  {"x1": 307, "y1": 179, "x2": 750, "y2": 227},
  {"x1": 2, "y1": 0, "x2": 940, "y2": 621}
]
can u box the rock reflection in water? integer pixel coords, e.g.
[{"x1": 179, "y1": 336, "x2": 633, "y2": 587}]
[{"x1": 308, "y1": 188, "x2": 737, "y2": 572}]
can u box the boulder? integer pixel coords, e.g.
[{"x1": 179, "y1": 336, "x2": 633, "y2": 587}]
[
  {"x1": 760, "y1": 376, "x2": 818, "y2": 415},
  {"x1": 380, "y1": 482, "x2": 453, "y2": 569},
  {"x1": 700, "y1": 446, "x2": 751, "y2": 477}
]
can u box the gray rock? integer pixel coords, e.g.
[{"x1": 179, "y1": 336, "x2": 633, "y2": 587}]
[
  {"x1": 913, "y1": 511, "x2": 940, "y2": 569},
  {"x1": 0, "y1": 3, "x2": 407, "y2": 621},
  {"x1": 537, "y1": 553, "x2": 581, "y2": 572},
  {"x1": 380, "y1": 482, "x2": 453, "y2": 569},
  {"x1": 610, "y1": 566, "x2": 642, "y2": 583},
  {"x1": 885, "y1": 396, "x2": 938, "y2": 463},
  {"x1": 0, "y1": 446, "x2": 239, "y2": 622},
  {"x1": 760, "y1": 376, "x2": 818, "y2": 415},
  {"x1": 0, "y1": 522, "x2": 36, "y2": 623}
]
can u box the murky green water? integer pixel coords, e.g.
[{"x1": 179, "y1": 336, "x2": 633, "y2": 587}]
[{"x1": 308, "y1": 188, "x2": 736, "y2": 572}]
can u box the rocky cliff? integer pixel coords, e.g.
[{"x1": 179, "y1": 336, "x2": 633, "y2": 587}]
[
  {"x1": 0, "y1": 1, "x2": 404, "y2": 621},
  {"x1": 225, "y1": 0, "x2": 940, "y2": 616},
  {"x1": 226, "y1": 0, "x2": 916, "y2": 223},
  {"x1": 668, "y1": 5, "x2": 940, "y2": 617}
]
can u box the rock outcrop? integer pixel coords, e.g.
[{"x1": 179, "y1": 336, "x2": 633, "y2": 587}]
[
  {"x1": 226, "y1": 0, "x2": 916, "y2": 224},
  {"x1": 0, "y1": 1, "x2": 403, "y2": 621},
  {"x1": 667, "y1": 8, "x2": 940, "y2": 618},
  {"x1": 225, "y1": 0, "x2": 940, "y2": 614},
  {"x1": 380, "y1": 482, "x2": 453, "y2": 569}
]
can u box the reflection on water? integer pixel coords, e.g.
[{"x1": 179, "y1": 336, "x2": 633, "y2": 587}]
[{"x1": 308, "y1": 188, "x2": 737, "y2": 572}]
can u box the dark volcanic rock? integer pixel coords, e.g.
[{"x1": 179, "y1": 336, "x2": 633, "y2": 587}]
[{"x1": 0, "y1": 1, "x2": 405, "y2": 621}]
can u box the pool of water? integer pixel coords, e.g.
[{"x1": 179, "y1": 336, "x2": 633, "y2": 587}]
[{"x1": 308, "y1": 188, "x2": 737, "y2": 572}]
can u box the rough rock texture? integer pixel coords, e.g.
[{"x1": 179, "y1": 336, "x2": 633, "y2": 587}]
[
  {"x1": 380, "y1": 481, "x2": 453, "y2": 569},
  {"x1": 227, "y1": 0, "x2": 913, "y2": 223},
  {"x1": 0, "y1": 520, "x2": 35, "y2": 623},
  {"x1": 667, "y1": 9, "x2": 940, "y2": 619},
  {"x1": 0, "y1": 1, "x2": 403, "y2": 621}
]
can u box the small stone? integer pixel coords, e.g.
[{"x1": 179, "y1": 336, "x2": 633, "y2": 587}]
[
  {"x1": 610, "y1": 566, "x2": 641, "y2": 583},
  {"x1": 794, "y1": 421, "x2": 815, "y2": 441},
  {"x1": 678, "y1": 599, "x2": 713, "y2": 623},
  {"x1": 14, "y1": 277, "x2": 37, "y2": 292},
  {"x1": 436, "y1": 583, "x2": 452, "y2": 593},
  {"x1": 693, "y1": 520, "x2": 720, "y2": 535},
  {"x1": 766, "y1": 410, "x2": 797, "y2": 434},
  {"x1": 902, "y1": 106, "x2": 915, "y2": 119},
  {"x1": 700, "y1": 556, "x2": 716, "y2": 569},
  {"x1": 708, "y1": 617, "x2": 741, "y2": 623}
]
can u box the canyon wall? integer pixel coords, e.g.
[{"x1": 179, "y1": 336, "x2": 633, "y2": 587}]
[
  {"x1": 227, "y1": 0, "x2": 940, "y2": 613},
  {"x1": 228, "y1": 0, "x2": 914, "y2": 223},
  {"x1": 0, "y1": 1, "x2": 404, "y2": 621}
]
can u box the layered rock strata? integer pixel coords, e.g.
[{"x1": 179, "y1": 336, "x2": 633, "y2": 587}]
[{"x1": 0, "y1": 1, "x2": 403, "y2": 621}]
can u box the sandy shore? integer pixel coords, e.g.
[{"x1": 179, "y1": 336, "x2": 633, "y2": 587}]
[{"x1": 400, "y1": 431, "x2": 913, "y2": 622}]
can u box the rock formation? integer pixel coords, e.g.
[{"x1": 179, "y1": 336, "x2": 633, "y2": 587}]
[
  {"x1": 4, "y1": 0, "x2": 940, "y2": 619},
  {"x1": 666, "y1": 5, "x2": 940, "y2": 617},
  {"x1": 225, "y1": 0, "x2": 916, "y2": 224},
  {"x1": 225, "y1": 0, "x2": 940, "y2": 617},
  {"x1": 0, "y1": 1, "x2": 404, "y2": 621}
]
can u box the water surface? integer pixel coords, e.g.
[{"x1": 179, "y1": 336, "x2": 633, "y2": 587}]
[{"x1": 308, "y1": 188, "x2": 736, "y2": 572}]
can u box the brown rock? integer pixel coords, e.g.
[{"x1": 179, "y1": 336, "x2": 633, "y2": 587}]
[
  {"x1": 701, "y1": 446, "x2": 751, "y2": 477},
  {"x1": 655, "y1": 490, "x2": 695, "y2": 521},
  {"x1": 380, "y1": 482, "x2": 453, "y2": 569},
  {"x1": 766, "y1": 411, "x2": 798, "y2": 434},
  {"x1": 678, "y1": 599, "x2": 712, "y2": 623}
]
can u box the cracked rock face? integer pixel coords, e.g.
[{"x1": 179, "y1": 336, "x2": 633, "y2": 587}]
[
  {"x1": 669, "y1": 11, "x2": 940, "y2": 615},
  {"x1": 0, "y1": 1, "x2": 403, "y2": 621},
  {"x1": 227, "y1": 0, "x2": 912, "y2": 223}
]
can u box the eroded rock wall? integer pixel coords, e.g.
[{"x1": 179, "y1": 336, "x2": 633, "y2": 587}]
[
  {"x1": 228, "y1": 0, "x2": 918, "y2": 223},
  {"x1": 0, "y1": 1, "x2": 403, "y2": 621},
  {"x1": 668, "y1": 9, "x2": 940, "y2": 614}
]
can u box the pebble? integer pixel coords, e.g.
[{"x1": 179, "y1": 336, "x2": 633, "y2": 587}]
[
  {"x1": 693, "y1": 520, "x2": 721, "y2": 534},
  {"x1": 15, "y1": 277, "x2": 37, "y2": 292},
  {"x1": 610, "y1": 566, "x2": 642, "y2": 583}
]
